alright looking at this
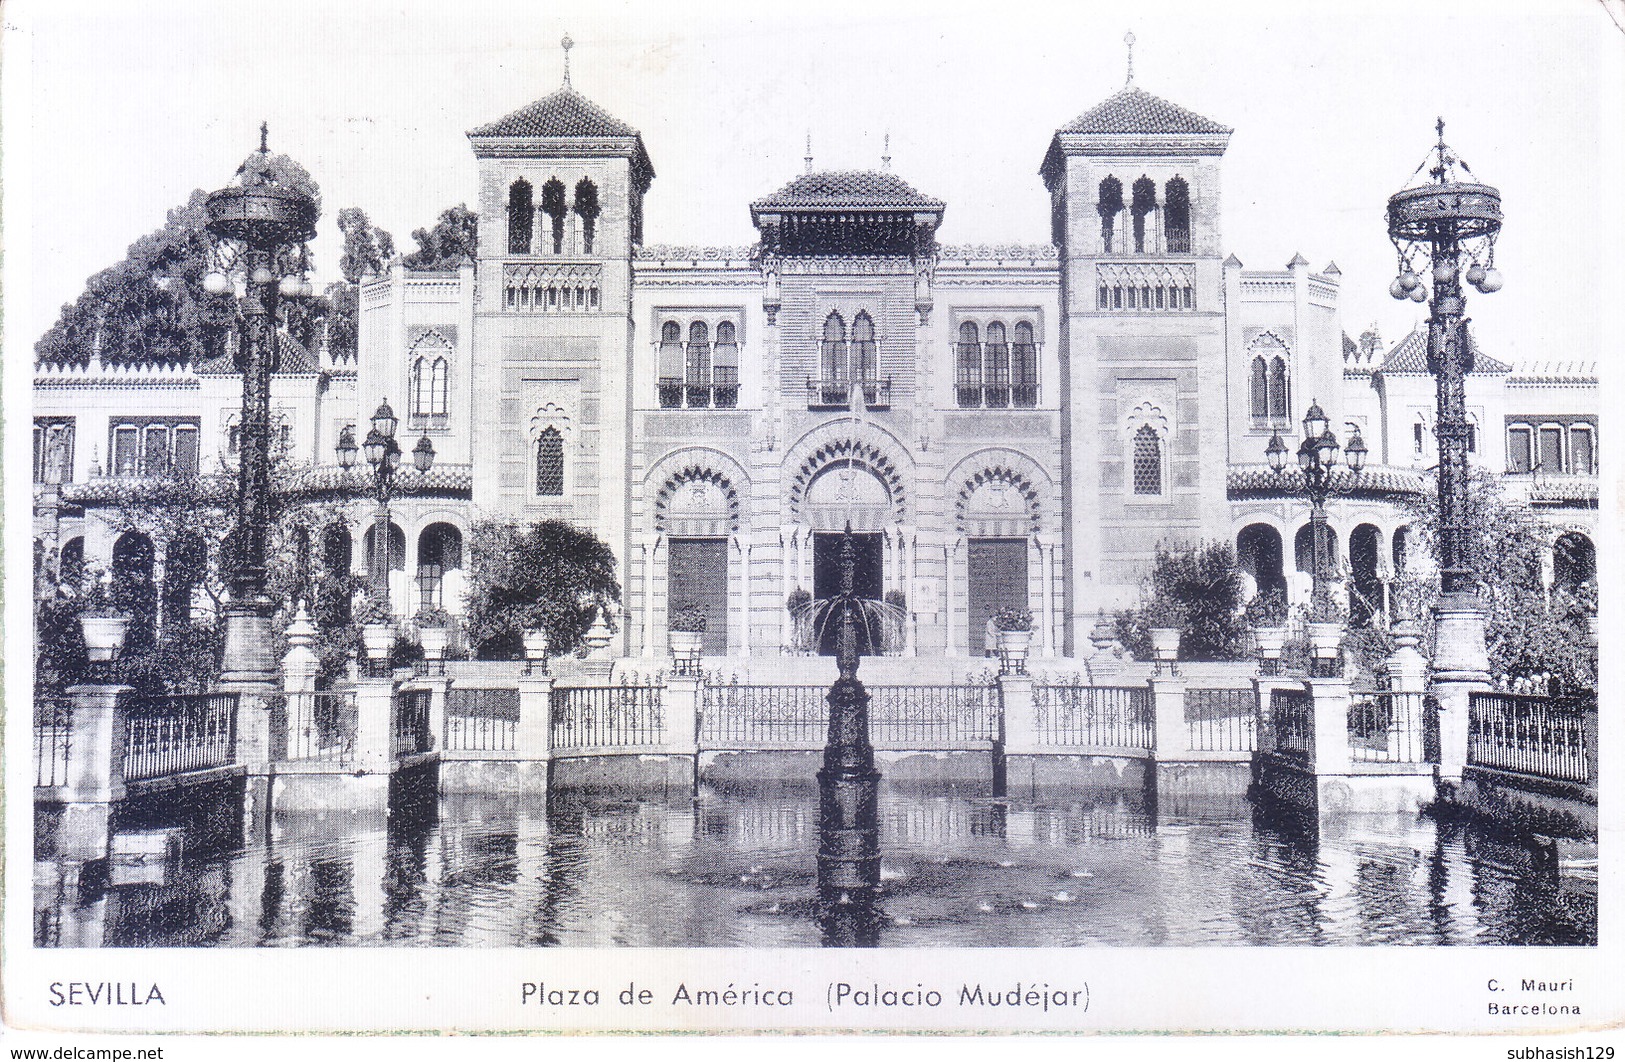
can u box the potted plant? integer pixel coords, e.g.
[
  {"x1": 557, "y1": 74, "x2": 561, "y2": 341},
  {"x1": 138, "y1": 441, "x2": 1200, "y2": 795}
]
[
  {"x1": 414, "y1": 606, "x2": 455, "y2": 665},
  {"x1": 1305, "y1": 589, "x2": 1346, "y2": 663},
  {"x1": 882, "y1": 589, "x2": 909, "y2": 655},
  {"x1": 785, "y1": 587, "x2": 816, "y2": 655},
  {"x1": 522, "y1": 626, "x2": 551, "y2": 667},
  {"x1": 1244, "y1": 589, "x2": 1290, "y2": 661},
  {"x1": 77, "y1": 568, "x2": 130, "y2": 663},
  {"x1": 668, "y1": 603, "x2": 708, "y2": 667},
  {"x1": 992, "y1": 607, "x2": 1035, "y2": 665},
  {"x1": 354, "y1": 593, "x2": 396, "y2": 665}
]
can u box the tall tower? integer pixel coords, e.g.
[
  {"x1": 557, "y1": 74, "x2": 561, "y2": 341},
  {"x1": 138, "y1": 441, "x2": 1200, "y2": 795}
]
[
  {"x1": 1039, "y1": 37, "x2": 1232, "y2": 651},
  {"x1": 466, "y1": 37, "x2": 655, "y2": 649}
]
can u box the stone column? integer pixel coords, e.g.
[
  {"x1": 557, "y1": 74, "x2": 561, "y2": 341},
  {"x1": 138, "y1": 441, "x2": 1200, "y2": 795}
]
[
  {"x1": 1381, "y1": 620, "x2": 1428, "y2": 762},
  {"x1": 1040, "y1": 539, "x2": 1057, "y2": 658},
  {"x1": 1151, "y1": 674, "x2": 1189, "y2": 759},
  {"x1": 1430, "y1": 602, "x2": 1490, "y2": 783},
  {"x1": 664, "y1": 673, "x2": 702, "y2": 757},
  {"x1": 516, "y1": 674, "x2": 555, "y2": 763},
  {"x1": 420, "y1": 676, "x2": 451, "y2": 753},
  {"x1": 351, "y1": 677, "x2": 396, "y2": 775},
  {"x1": 58, "y1": 684, "x2": 132, "y2": 861},
  {"x1": 1252, "y1": 674, "x2": 1298, "y2": 755},
  {"x1": 998, "y1": 672, "x2": 1037, "y2": 756},
  {"x1": 1308, "y1": 677, "x2": 1352, "y2": 776}
]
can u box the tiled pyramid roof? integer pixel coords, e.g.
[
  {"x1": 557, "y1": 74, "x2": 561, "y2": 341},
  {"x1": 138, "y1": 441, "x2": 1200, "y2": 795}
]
[
  {"x1": 469, "y1": 87, "x2": 638, "y2": 138},
  {"x1": 1057, "y1": 85, "x2": 1231, "y2": 136},
  {"x1": 195, "y1": 332, "x2": 320, "y2": 376},
  {"x1": 751, "y1": 170, "x2": 944, "y2": 212},
  {"x1": 1380, "y1": 327, "x2": 1511, "y2": 375}
]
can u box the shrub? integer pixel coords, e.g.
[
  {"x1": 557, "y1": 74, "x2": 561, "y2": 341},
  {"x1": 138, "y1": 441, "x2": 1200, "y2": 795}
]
[
  {"x1": 991, "y1": 607, "x2": 1033, "y2": 632},
  {"x1": 1115, "y1": 541, "x2": 1247, "y2": 661},
  {"x1": 669, "y1": 604, "x2": 709, "y2": 633},
  {"x1": 787, "y1": 587, "x2": 812, "y2": 613},
  {"x1": 1243, "y1": 589, "x2": 1289, "y2": 628}
]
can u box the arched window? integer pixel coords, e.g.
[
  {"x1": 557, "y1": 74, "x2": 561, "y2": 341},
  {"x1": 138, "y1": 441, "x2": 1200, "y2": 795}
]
[
  {"x1": 572, "y1": 178, "x2": 600, "y2": 254},
  {"x1": 983, "y1": 321, "x2": 1010, "y2": 408},
  {"x1": 1131, "y1": 176, "x2": 1157, "y2": 253},
  {"x1": 956, "y1": 321, "x2": 981, "y2": 407},
  {"x1": 410, "y1": 355, "x2": 450, "y2": 419},
  {"x1": 686, "y1": 321, "x2": 711, "y2": 408},
  {"x1": 1164, "y1": 177, "x2": 1191, "y2": 253},
  {"x1": 541, "y1": 177, "x2": 567, "y2": 254},
  {"x1": 821, "y1": 313, "x2": 848, "y2": 383},
  {"x1": 1097, "y1": 177, "x2": 1124, "y2": 253},
  {"x1": 658, "y1": 321, "x2": 683, "y2": 408},
  {"x1": 1250, "y1": 356, "x2": 1269, "y2": 418},
  {"x1": 417, "y1": 523, "x2": 464, "y2": 610},
  {"x1": 713, "y1": 321, "x2": 740, "y2": 408},
  {"x1": 1132, "y1": 425, "x2": 1163, "y2": 496},
  {"x1": 535, "y1": 427, "x2": 564, "y2": 496},
  {"x1": 507, "y1": 179, "x2": 534, "y2": 254},
  {"x1": 1012, "y1": 321, "x2": 1038, "y2": 407},
  {"x1": 1268, "y1": 356, "x2": 1289, "y2": 419},
  {"x1": 851, "y1": 313, "x2": 877, "y2": 382}
]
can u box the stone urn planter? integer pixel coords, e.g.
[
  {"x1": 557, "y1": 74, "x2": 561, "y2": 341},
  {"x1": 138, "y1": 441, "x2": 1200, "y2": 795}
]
[
  {"x1": 1306, "y1": 622, "x2": 1344, "y2": 661},
  {"x1": 995, "y1": 628, "x2": 1033, "y2": 673},
  {"x1": 1149, "y1": 627, "x2": 1181, "y2": 665},
  {"x1": 361, "y1": 622, "x2": 395, "y2": 665},
  {"x1": 669, "y1": 629, "x2": 704, "y2": 669},
  {"x1": 418, "y1": 624, "x2": 451, "y2": 665},
  {"x1": 79, "y1": 614, "x2": 130, "y2": 663},
  {"x1": 522, "y1": 629, "x2": 550, "y2": 672}
]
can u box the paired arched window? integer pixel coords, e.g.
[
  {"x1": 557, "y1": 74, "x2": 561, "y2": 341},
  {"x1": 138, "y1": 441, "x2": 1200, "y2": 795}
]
[
  {"x1": 1131, "y1": 424, "x2": 1163, "y2": 496},
  {"x1": 810, "y1": 311, "x2": 887, "y2": 409},
  {"x1": 657, "y1": 318, "x2": 741, "y2": 409},
  {"x1": 409, "y1": 334, "x2": 452, "y2": 423},
  {"x1": 1247, "y1": 337, "x2": 1290, "y2": 421},
  {"x1": 507, "y1": 179, "x2": 534, "y2": 254},
  {"x1": 1093, "y1": 174, "x2": 1192, "y2": 254},
  {"x1": 535, "y1": 426, "x2": 564, "y2": 496},
  {"x1": 956, "y1": 319, "x2": 1039, "y2": 408}
]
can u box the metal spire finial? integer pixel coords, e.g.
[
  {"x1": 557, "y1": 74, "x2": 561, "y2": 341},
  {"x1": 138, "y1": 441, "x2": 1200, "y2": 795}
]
[
  {"x1": 561, "y1": 33, "x2": 574, "y2": 88},
  {"x1": 1124, "y1": 31, "x2": 1136, "y2": 85},
  {"x1": 881, "y1": 131, "x2": 891, "y2": 172},
  {"x1": 259, "y1": 121, "x2": 269, "y2": 154},
  {"x1": 805, "y1": 131, "x2": 813, "y2": 174}
]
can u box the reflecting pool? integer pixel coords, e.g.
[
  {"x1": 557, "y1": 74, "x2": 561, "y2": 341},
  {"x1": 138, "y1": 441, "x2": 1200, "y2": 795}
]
[{"x1": 35, "y1": 780, "x2": 1595, "y2": 947}]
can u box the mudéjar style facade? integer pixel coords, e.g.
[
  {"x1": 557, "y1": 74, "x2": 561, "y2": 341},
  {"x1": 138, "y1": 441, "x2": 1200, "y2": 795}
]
[{"x1": 32, "y1": 66, "x2": 1599, "y2": 661}]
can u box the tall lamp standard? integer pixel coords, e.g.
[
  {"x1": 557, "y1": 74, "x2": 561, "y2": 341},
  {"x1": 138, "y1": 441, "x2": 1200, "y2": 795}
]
[
  {"x1": 201, "y1": 126, "x2": 318, "y2": 685},
  {"x1": 336, "y1": 400, "x2": 435, "y2": 613},
  {"x1": 1266, "y1": 399, "x2": 1368, "y2": 619},
  {"x1": 1385, "y1": 119, "x2": 1503, "y2": 781}
]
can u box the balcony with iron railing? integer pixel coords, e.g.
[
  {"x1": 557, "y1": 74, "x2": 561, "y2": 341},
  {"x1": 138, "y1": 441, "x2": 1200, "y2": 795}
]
[
  {"x1": 658, "y1": 375, "x2": 740, "y2": 410},
  {"x1": 806, "y1": 377, "x2": 891, "y2": 411}
]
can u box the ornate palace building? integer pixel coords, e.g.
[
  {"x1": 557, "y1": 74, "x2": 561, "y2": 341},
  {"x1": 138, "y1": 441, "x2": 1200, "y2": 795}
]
[{"x1": 32, "y1": 59, "x2": 1599, "y2": 661}]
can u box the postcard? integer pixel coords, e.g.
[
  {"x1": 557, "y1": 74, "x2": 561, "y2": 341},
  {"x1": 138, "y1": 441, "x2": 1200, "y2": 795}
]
[{"x1": 4, "y1": 0, "x2": 1619, "y2": 1039}]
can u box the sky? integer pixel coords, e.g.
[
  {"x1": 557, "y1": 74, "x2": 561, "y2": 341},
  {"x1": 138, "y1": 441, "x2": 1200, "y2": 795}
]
[{"x1": 5, "y1": 0, "x2": 1624, "y2": 367}]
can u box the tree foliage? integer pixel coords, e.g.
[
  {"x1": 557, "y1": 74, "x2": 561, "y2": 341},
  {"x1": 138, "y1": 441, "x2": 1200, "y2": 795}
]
[
  {"x1": 336, "y1": 207, "x2": 395, "y2": 284},
  {"x1": 463, "y1": 520, "x2": 621, "y2": 659},
  {"x1": 402, "y1": 205, "x2": 478, "y2": 271},
  {"x1": 1116, "y1": 542, "x2": 1248, "y2": 661}
]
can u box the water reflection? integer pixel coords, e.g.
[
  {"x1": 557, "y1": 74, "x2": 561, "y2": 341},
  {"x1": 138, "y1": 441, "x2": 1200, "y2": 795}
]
[{"x1": 34, "y1": 781, "x2": 1594, "y2": 948}]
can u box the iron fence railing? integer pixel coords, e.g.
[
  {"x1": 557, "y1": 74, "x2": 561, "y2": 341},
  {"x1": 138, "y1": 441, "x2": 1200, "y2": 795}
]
[
  {"x1": 870, "y1": 682, "x2": 1001, "y2": 746},
  {"x1": 1033, "y1": 682, "x2": 1153, "y2": 749},
  {"x1": 1468, "y1": 691, "x2": 1593, "y2": 784},
  {"x1": 550, "y1": 679, "x2": 665, "y2": 750},
  {"x1": 122, "y1": 693, "x2": 237, "y2": 782},
  {"x1": 1348, "y1": 689, "x2": 1429, "y2": 764},
  {"x1": 34, "y1": 697, "x2": 73, "y2": 787},
  {"x1": 444, "y1": 687, "x2": 520, "y2": 752},
  {"x1": 286, "y1": 690, "x2": 357, "y2": 764},
  {"x1": 1184, "y1": 687, "x2": 1258, "y2": 752},
  {"x1": 1269, "y1": 687, "x2": 1314, "y2": 766},
  {"x1": 700, "y1": 684, "x2": 826, "y2": 746},
  {"x1": 392, "y1": 688, "x2": 433, "y2": 758}
]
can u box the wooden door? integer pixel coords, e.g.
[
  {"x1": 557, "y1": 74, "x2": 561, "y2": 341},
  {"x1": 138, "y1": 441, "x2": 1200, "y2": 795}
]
[
  {"x1": 967, "y1": 538, "x2": 1028, "y2": 655},
  {"x1": 668, "y1": 537, "x2": 728, "y2": 655}
]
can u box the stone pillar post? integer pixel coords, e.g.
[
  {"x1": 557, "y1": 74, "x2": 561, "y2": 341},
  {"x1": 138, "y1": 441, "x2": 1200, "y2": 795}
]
[
  {"x1": 58, "y1": 684, "x2": 132, "y2": 861},
  {"x1": 420, "y1": 675, "x2": 451, "y2": 753},
  {"x1": 998, "y1": 672, "x2": 1037, "y2": 756},
  {"x1": 278, "y1": 605, "x2": 319, "y2": 764},
  {"x1": 664, "y1": 673, "x2": 702, "y2": 756},
  {"x1": 1252, "y1": 674, "x2": 1298, "y2": 754},
  {"x1": 1308, "y1": 677, "x2": 1352, "y2": 776},
  {"x1": 351, "y1": 677, "x2": 396, "y2": 775},
  {"x1": 1430, "y1": 602, "x2": 1490, "y2": 783},
  {"x1": 1151, "y1": 674, "x2": 1189, "y2": 759},
  {"x1": 1381, "y1": 620, "x2": 1428, "y2": 762},
  {"x1": 516, "y1": 674, "x2": 555, "y2": 761}
]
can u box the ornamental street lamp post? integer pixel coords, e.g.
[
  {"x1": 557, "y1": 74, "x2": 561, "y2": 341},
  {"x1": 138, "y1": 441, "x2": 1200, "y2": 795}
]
[
  {"x1": 1266, "y1": 400, "x2": 1368, "y2": 615},
  {"x1": 202, "y1": 126, "x2": 318, "y2": 687},
  {"x1": 1385, "y1": 119, "x2": 1503, "y2": 781},
  {"x1": 335, "y1": 401, "x2": 435, "y2": 614}
]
